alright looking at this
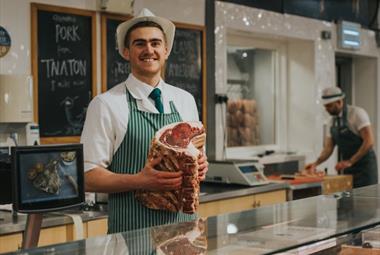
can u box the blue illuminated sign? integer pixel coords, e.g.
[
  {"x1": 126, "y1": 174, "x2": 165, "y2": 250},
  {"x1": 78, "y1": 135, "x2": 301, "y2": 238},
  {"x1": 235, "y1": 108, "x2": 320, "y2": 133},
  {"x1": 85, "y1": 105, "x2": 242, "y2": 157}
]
[{"x1": 338, "y1": 21, "x2": 361, "y2": 50}]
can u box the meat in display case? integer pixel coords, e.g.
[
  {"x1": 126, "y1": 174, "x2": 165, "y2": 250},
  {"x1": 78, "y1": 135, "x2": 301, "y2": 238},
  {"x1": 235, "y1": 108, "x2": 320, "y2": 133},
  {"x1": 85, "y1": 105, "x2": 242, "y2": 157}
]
[{"x1": 152, "y1": 218, "x2": 207, "y2": 255}]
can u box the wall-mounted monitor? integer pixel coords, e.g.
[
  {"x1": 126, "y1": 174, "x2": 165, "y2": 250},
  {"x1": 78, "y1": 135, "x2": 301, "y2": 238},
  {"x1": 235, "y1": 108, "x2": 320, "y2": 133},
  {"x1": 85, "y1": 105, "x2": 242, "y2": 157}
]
[{"x1": 12, "y1": 144, "x2": 84, "y2": 213}]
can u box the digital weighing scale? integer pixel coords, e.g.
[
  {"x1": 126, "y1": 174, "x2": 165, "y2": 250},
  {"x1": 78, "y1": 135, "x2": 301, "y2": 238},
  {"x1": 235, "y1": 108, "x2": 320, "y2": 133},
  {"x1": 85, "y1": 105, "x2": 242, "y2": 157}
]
[{"x1": 205, "y1": 160, "x2": 269, "y2": 186}]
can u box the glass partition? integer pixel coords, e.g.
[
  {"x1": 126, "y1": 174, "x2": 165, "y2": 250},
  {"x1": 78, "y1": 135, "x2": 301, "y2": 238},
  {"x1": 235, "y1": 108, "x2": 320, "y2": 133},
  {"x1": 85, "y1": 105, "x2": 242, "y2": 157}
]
[{"x1": 10, "y1": 185, "x2": 380, "y2": 255}]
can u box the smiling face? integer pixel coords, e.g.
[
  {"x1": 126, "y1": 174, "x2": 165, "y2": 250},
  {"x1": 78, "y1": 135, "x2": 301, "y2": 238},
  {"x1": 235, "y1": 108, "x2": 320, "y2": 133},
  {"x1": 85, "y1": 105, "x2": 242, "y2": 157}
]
[{"x1": 123, "y1": 26, "x2": 168, "y2": 86}]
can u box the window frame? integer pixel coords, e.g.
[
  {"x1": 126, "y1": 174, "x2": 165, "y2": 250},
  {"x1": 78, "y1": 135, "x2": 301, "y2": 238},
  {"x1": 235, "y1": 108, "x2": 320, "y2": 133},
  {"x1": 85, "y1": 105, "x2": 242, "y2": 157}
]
[{"x1": 223, "y1": 31, "x2": 288, "y2": 158}]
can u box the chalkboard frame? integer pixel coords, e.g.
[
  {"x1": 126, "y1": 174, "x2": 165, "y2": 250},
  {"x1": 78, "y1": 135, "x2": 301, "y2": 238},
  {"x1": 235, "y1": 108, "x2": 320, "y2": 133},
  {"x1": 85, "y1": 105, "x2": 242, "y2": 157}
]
[
  {"x1": 166, "y1": 21, "x2": 207, "y2": 127},
  {"x1": 31, "y1": 3, "x2": 97, "y2": 144},
  {"x1": 100, "y1": 13, "x2": 132, "y2": 93},
  {"x1": 100, "y1": 16, "x2": 207, "y2": 126}
]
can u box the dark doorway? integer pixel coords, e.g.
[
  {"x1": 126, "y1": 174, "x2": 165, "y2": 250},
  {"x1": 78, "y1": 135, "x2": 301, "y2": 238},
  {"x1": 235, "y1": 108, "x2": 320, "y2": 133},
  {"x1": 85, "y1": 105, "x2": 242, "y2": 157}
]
[{"x1": 335, "y1": 55, "x2": 352, "y2": 105}]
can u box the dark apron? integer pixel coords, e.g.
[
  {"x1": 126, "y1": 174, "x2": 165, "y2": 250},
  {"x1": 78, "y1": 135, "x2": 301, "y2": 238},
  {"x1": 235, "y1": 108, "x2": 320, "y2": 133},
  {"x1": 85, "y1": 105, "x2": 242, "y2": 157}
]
[{"x1": 331, "y1": 105, "x2": 378, "y2": 188}]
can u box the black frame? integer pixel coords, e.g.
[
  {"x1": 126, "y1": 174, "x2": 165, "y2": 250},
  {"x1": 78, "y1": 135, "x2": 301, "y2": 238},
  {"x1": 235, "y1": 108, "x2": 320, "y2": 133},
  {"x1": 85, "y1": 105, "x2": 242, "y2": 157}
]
[
  {"x1": 12, "y1": 144, "x2": 84, "y2": 213},
  {"x1": 0, "y1": 147, "x2": 12, "y2": 205}
]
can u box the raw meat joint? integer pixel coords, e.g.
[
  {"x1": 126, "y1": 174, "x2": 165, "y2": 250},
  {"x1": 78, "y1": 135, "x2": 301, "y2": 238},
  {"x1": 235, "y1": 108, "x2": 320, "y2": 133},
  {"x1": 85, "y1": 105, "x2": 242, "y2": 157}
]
[
  {"x1": 135, "y1": 121, "x2": 206, "y2": 214},
  {"x1": 152, "y1": 218, "x2": 207, "y2": 254}
]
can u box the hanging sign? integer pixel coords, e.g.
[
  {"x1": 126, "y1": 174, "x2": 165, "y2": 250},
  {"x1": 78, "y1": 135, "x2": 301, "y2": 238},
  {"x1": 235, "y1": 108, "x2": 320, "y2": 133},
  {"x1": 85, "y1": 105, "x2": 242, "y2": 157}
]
[
  {"x1": 337, "y1": 20, "x2": 361, "y2": 50},
  {"x1": 0, "y1": 26, "x2": 11, "y2": 57}
]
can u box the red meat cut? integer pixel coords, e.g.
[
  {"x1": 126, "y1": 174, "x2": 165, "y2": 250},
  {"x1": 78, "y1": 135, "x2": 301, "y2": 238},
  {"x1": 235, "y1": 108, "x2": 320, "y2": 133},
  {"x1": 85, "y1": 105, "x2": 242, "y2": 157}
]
[
  {"x1": 152, "y1": 218, "x2": 207, "y2": 255},
  {"x1": 135, "y1": 121, "x2": 206, "y2": 214}
]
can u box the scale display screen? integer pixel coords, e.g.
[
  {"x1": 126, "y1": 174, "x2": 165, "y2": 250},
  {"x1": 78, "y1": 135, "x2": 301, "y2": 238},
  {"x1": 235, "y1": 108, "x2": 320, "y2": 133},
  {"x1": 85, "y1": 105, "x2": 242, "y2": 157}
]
[
  {"x1": 206, "y1": 160, "x2": 269, "y2": 186},
  {"x1": 239, "y1": 165, "x2": 259, "y2": 174}
]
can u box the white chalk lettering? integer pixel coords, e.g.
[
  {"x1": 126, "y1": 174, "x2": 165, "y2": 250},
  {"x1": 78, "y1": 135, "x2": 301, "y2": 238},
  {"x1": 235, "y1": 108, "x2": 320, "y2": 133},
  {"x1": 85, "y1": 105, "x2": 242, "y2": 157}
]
[
  {"x1": 167, "y1": 63, "x2": 198, "y2": 79},
  {"x1": 41, "y1": 59, "x2": 87, "y2": 78},
  {"x1": 53, "y1": 14, "x2": 76, "y2": 23},
  {"x1": 112, "y1": 62, "x2": 130, "y2": 77},
  {"x1": 49, "y1": 80, "x2": 73, "y2": 91},
  {"x1": 55, "y1": 24, "x2": 80, "y2": 43},
  {"x1": 73, "y1": 80, "x2": 85, "y2": 87},
  {"x1": 57, "y1": 45, "x2": 71, "y2": 56}
]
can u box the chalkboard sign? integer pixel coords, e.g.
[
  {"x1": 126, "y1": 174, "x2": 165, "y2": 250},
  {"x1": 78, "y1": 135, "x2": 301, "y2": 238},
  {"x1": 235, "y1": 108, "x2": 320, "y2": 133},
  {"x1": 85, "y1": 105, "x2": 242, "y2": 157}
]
[
  {"x1": 31, "y1": 4, "x2": 96, "y2": 144},
  {"x1": 101, "y1": 14, "x2": 131, "y2": 91},
  {"x1": 164, "y1": 23, "x2": 205, "y2": 122},
  {"x1": 101, "y1": 17, "x2": 206, "y2": 123}
]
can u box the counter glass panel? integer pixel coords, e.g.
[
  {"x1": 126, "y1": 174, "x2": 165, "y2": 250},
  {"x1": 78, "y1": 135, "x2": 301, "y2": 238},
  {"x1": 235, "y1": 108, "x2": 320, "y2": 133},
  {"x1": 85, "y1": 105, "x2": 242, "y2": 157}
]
[{"x1": 8, "y1": 184, "x2": 380, "y2": 254}]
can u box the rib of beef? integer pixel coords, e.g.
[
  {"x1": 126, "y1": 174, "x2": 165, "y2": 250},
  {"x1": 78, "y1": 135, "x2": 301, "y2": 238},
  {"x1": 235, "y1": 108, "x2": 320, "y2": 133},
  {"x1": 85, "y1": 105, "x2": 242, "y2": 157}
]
[
  {"x1": 135, "y1": 121, "x2": 206, "y2": 214},
  {"x1": 151, "y1": 218, "x2": 207, "y2": 255}
]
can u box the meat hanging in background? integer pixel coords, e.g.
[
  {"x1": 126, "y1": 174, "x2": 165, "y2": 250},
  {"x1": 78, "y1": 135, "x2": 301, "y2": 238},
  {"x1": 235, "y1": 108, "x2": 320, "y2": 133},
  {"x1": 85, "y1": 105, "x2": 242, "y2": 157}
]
[{"x1": 135, "y1": 121, "x2": 206, "y2": 214}]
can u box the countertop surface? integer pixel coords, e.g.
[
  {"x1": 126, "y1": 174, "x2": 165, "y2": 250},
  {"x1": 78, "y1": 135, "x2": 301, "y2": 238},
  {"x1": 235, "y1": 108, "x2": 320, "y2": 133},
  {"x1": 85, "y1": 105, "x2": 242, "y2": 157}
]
[
  {"x1": 0, "y1": 207, "x2": 107, "y2": 236},
  {"x1": 199, "y1": 182, "x2": 288, "y2": 202},
  {"x1": 0, "y1": 182, "x2": 289, "y2": 236},
  {"x1": 5, "y1": 184, "x2": 379, "y2": 255}
]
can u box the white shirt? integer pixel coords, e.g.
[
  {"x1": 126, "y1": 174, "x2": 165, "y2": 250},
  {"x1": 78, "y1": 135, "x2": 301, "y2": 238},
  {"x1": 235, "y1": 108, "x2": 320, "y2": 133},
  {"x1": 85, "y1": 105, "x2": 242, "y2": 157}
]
[
  {"x1": 327, "y1": 105, "x2": 371, "y2": 137},
  {"x1": 81, "y1": 74, "x2": 199, "y2": 172}
]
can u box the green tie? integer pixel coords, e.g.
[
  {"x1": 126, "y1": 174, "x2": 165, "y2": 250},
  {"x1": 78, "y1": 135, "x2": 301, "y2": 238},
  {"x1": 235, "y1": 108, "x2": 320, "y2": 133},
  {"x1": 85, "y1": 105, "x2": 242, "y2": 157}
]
[{"x1": 149, "y1": 88, "x2": 164, "y2": 113}]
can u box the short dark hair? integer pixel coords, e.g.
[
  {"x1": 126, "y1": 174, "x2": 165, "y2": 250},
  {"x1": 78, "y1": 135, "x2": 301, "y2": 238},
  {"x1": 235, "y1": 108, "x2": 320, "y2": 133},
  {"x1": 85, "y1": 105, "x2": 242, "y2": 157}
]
[{"x1": 124, "y1": 21, "x2": 166, "y2": 48}]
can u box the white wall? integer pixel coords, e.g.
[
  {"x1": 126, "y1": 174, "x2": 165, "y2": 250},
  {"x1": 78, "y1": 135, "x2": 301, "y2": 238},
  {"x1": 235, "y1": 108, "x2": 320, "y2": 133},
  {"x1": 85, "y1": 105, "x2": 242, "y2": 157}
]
[
  {"x1": 353, "y1": 57, "x2": 378, "y2": 149},
  {"x1": 287, "y1": 40, "x2": 316, "y2": 153}
]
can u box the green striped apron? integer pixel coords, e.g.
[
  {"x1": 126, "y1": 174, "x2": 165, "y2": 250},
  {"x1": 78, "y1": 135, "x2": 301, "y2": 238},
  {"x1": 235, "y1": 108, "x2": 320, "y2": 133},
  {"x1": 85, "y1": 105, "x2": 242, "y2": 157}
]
[{"x1": 108, "y1": 89, "x2": 196, "y2": 234}]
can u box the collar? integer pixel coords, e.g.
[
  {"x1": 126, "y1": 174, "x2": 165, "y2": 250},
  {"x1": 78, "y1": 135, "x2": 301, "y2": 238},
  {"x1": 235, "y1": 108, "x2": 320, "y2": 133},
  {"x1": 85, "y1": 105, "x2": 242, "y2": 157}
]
[
  {"x1": 125, "y1": 74, "x2": 165, "y2": 100},
  {"x1": 333, "y1": 108, "x2": 344, "y2": 119}
]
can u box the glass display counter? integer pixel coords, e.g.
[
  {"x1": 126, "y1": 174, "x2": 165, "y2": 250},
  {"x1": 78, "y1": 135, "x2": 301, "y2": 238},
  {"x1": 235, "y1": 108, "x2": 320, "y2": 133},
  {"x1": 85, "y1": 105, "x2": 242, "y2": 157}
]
[{"x1": 6, "y1": 184, "x2": 380, "y2": 255}]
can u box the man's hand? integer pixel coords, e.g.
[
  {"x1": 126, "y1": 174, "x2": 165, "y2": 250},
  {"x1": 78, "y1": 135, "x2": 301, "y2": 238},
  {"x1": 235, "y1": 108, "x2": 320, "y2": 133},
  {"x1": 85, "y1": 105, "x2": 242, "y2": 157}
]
[
  {"x1": 198, "y1": 153, "x2": 209, "y2": 181},
  {"x1": 335, "y1": 160, "x2": 352, "y2": 172},
  {"x1": 137, "y1": 157, "x2": 182, "y2": 191},
  {"x1": 305, "y1": 162, "x2": 317, "y2": 174}
]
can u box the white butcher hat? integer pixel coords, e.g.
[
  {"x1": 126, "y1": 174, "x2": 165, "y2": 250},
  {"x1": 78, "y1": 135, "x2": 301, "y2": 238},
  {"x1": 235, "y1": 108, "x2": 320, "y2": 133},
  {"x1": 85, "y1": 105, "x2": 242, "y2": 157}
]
[
  {"x1": 116, "y1": 8, "x2": 175, "y2": 59},
  {"x1": 321, "y1": 87, "x2": 345, "y2": 105}
]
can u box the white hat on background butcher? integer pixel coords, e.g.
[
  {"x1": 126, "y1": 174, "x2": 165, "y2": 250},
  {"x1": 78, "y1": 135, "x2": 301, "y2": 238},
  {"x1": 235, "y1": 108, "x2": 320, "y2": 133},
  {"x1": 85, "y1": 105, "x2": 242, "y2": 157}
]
[
  {"x1": 116, "y1": 8, "x2": 176, "y2": 59},
  {"x1": 321, "y1": 87, "x2": 345, "y2": 105}
]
